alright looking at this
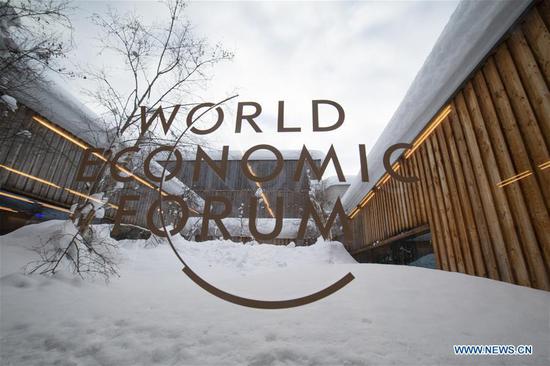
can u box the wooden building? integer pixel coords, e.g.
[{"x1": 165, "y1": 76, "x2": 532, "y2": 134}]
[
  {"x1": 0, "y1": 79, "x2": 199, "y2": 233},
  {"x1": 174, "y1": 150, "x2": 323, "y2": 219},
  {"x1": 342, "y1": 0, "x2": 550, "y2": 290}
]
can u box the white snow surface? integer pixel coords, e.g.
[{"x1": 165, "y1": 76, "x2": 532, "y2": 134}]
[
  {"x1": 0, "y1": 94, "x2": 17, "y2": 111},
  {"x1": 8, "y1": 77, "x2": 110, "y2": 147},
  {"x1": 342, "y1": 0, "x2": 531, "y2": 212},
  {"x1": 1, "y1": 220, "x2": 548, "y2": 366},
  {"x1": 183, "y1": 217, "x2": 308, "y2": 239},
  {"x1": 148, "y1": 161, "x2": 205, "y2": 210}
]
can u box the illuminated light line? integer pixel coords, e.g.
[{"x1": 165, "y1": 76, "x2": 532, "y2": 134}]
[
  {"x1": 0, "y1": 164, "x2": 119, "y2": 210},
  {"x1": 0, "y1": 190, "x2": 71, "y2": 214},
  {"x1": 32, "y1": 116, "x2": 89, "y2": 149},
  {"x1": 245, "y1": 162, "x2": 275, "y2": 218},
  {"x1": 38, "y1": 201, "x2": 71, "y2": 213},
  {"x1": 405, "y1": 105, "x2": 452, "y2": 159},
  {"x1": 497, "y1": 170, "x2": 533, "y2": 188},
  {"x1": 349, "y1": 105, "x2": 451, "y2": 218},
  {"x1": 497, "y1": 170, "x2": 532, "y2": 187},
  {"x1": 92, "y1": 152, "x2": 108, "y2": 162},
  {"x1": 31, "y1": 115, "x2": 191, "y2": 208},
  {"x1": 359, "y1": 191, "x2": 375, "y2": 208},
  {"x1": 0, "y1": 164, "x2": 61, "y2": 189},
  {"x1": 349, "y1": 207, "x2": 360, "y2": 219},
  {"x1": 359, "y1": 193, "x2": 375, "y2": 209},
  {"x1": 0, "y1": 206, "x2": 18, "y2": 213},
  {"x1": 0, "y1": 191, "x2": 34, "y2": 203},
  {"x1": 377, "y1": 174, "x2": 391, "y2": 188},
  {"x1": 114, "y1": 164, "x2": 156, "y2": 190},
  {"x1": 538, "y1": 160, "x2": 550, "y2": 170},
  {"x1": 65, "y1": 188, "x2": 119, "y2": 209}
]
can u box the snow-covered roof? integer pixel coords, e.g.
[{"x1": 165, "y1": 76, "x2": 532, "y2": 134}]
[
  {"x1": 185, "y1": 149, "x2": 325, "y2": 161},
  {"x1": 8, "y1": 77, "x2": 110, "y2": 147},
  {"x1": 342, "y1": 0, "x2": 531, "y2": 213},
  {"x1": 322, "y1": 176, "x2": 353, "y2": 189}
]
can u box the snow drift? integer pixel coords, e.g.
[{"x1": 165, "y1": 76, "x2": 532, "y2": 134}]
[{"x1": 1, "y1": 220, "x2": 548, "y2": 366}]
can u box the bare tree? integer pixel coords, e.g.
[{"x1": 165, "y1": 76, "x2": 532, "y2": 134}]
[
  {"x1": 83, "y1": 0, "x2": 232, "y2": 146},
  {"x1": 0, "y1": 0, "x2": 73, "y2": 95},
  {"x1": 62, "y1": 0, "x2": 232, "y2": 268},
  {"x1": 26, "y1": 223, "x2": 119, "y2": 281},
  {"x1": 17, "y1": 0, "x2": 232, "y2": 278}
]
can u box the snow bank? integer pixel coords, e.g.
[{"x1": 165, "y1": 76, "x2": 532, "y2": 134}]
[
  {"x1": 170, "y1": 236, "x2": 357, "y2": 276},
  {"x1": 1, "y1": 220, "x2": 548, "y2": 366},
  {"x1": 342, "y1": 0, "x2": 532, "y2": 212}
]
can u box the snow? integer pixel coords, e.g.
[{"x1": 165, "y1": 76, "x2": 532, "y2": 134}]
[
  {"x1": 342, "y1": 0, "x2": 532, "y2": 212},
  {"x1": 0, "y1": 94, "x2": 17, "y2": 111},
  {"x1": 1, "y1": 220, "x2": 548, "y2": 365},
  {"x1": 183, "y1": 217, "x2": 306, "y2": 239},
  {"x1": 148, "y1": 160, "x2": 205, "y2": 210},
  {"x1": 15, "y1": 129, "x2": 32, "y2": 139},
  {"x1": 8, "y1": 77, "x2": 110, "y2": 147}
]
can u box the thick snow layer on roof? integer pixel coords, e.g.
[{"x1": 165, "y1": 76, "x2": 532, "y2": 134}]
[
  {"x1": 1, "y1": 221, "x2": 548, "y2": 365},
  {"x1": 186, "y1": 148, "x2": 325, "y2": 161},
  {"x1": 9, "y1": 77, "x2": 110, "y2": 147},
  {"x1": 342, "y1": 0, "x2": 531, "y2": 213}
]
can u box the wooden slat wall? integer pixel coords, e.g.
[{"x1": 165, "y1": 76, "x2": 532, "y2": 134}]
[
  {"x1": 0, "y1": 105, "x2": 179, "y2": 229},
  {"x1": 177, "y1": 159, "x2": 315, "y2": 218},
  {"x1": 350, "y1": 0, "x2": 550, "y2": 290},
  {"x1": 0, "y1": 105, "x2": 91, "y2": 207}
]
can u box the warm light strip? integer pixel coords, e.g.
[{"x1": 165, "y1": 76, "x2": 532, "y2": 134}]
[
  {"x1": 0, "y1": 206, "x2": 18, "y2": 213},
  {"x1": 32, "y1": 116, "x2": 89, "y2": 149},
  {"x1": 65, "y1": 189, "x2": 119, "y2": 209},
  {"x1": 497, "y1": 170, "x2": 532, "y2": 185},
  {"x1": 497, "y1": 171, "x2": 533, "y2": 188},
  {"x1": 244, "y1": 161, "x2": 275, "y2": 218},
  {"x1": 359, "y1": 193, "x2": 375, "y2": 208},
  {"x1": 115, "y1": 164, "x2": 156, "y2": 190},
  {"x1": 376, "y1": 174, "x2": 391, "y2": 188},
  {"x1": 0, "y1": 164, "x2": 61, "y2": 189},
  {"x1": 349, "y1": 105, "x2": 451, "y2": 218},
  {"x1": 349, "y1": 207, "x2": 360, "y2": 220},
  {"x1": 0, "y1": 190, "x2": 71, "y2": 214},
  {"x1": 0, "y1": 165, "x2": 118, "y2": 209},
  {"x1": 31, "y1": 115, "x2": 188, "y2": 206},
  {"x1": 38, "y1": 201, "x2": 71, "y2": 213},
  {"x1": 359, "y1": 191, "x2": 375, "y2": 208},
  {"x1": 254, "y1": 181, "x2": 275, "y2": 218},
  {"x1": 0, "y1": 191, "x2": 34, "y2": 203},
  {"x1": 538, "y1": 161, "x2": 550, "y2": 170},
  {"x1": 405, "y1": 105, "x2": 452, "y2": 159}
]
